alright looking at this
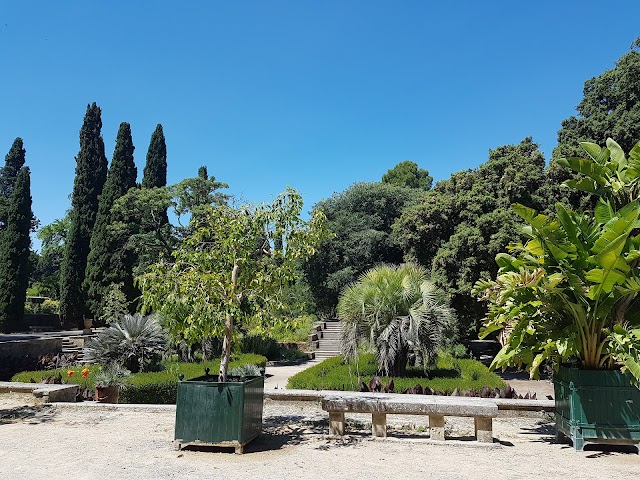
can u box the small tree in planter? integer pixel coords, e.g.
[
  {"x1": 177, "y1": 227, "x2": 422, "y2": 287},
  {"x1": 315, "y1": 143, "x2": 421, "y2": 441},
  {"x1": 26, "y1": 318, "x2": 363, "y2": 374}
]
[
  {"x1": 474, "y1": 139, "x2": 640, "y2": 451},
  {"x1": 137, "y1": 188, "x2": 328, "y2": 451}
]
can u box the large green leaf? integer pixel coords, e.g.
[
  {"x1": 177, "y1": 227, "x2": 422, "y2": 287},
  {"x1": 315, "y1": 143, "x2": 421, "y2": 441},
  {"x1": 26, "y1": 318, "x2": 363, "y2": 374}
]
[
  {"x1": 606, "y1": 138, "x2": 627, "y2": 170},
  {"x1": 580, "y1": 141, "x2": 611, "y2": 164},
  {"x1": 594, "y1": 198, "x2": 615, "y2": 225},
  {"x1": 556, "y1": 157, "x2": 608, "y2": 185}
]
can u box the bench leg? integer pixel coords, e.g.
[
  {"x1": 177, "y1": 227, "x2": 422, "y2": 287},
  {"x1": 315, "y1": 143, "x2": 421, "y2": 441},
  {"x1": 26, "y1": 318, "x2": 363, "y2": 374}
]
[
  {"x1": 329, "y1": 412, "x2": 345, "y2": 436},
  {"x1": 474, "y1": 416, "x2": 493, "y2": 443},
  {"x1": 429, "y1": 414, "x2": 445, "y2": 441},
  {"x1": 372, "y1": 412, "x2": 387, "y2": 438}
]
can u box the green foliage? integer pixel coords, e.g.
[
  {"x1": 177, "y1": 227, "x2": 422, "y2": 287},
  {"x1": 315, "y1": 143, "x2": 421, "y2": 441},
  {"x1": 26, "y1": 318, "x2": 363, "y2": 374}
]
[
  {"x1": 94, "y1": 363, "x2": 131, "y2": 388},
  {"x1": 382, "y1": 160, "x2": 433, "y2": 190},
  {"x1": 84, "y1": 123, "x2": 138, "y2": 316},
  {"x1": 174, "y1": 165, "x2": 229, "y2": 228},
  {"x1": 395, "y1": 138, "x2": 548, "y2": 338},
  {"x1": 303, "y1": 182, "x2": 423, "y2": 314},
  {"x1": 138, "y1": 188, "x2": 329, "y2": 380},
  {"x1": 265, "y1": 314, "x2": 316, "y2": 343},
  {"x1": 24, "y1": 298, "x2": 59, "y2": 315},
  {"x1": 550, "y1": 40, "x2": 640, "y2": 210},
  {"x1": 475, "y1": 139, "x2": 640, "y2": 382},
  {"x1": 97, "y1": 282, "x2": 130, "y2": 325},
  {"x1": 0, "y1": 138, "x2": 26, "y2": 198},
  {"x1": 0, "y1": 167, "x2": 33, "y2": 332},
  {"x1": 84, "y1": 313, "x2": 169, "y2": 372},
  {"x1": 142, "y1": 124, "x2": 167, "y2": 189},
  {"x1": 239, "y1": 335, "x2": 281, "y2": 360},
  {"x1": 60, "y1": 103, "x2": 108, "y2": 328},
  {"x1": 31, "y1": 215, "x2": 70, "y2": 299},
  {"x1": 338, "y1": 264, "x2": 456, "y2": 377},
  {"x1": 287, "y1": 353, "x2": 504, "y2": 392},
  {"x1": 11, "y1": 354, "x2": 267, "y2": 404}
]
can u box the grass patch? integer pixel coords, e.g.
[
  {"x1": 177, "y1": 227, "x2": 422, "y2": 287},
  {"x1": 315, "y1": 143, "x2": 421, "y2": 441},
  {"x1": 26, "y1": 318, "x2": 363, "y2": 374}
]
[
  {"x1": 11, "y1": 353, "x2": 267, "y2": 404},
  {"x1": 287, "y1": 353, "x2": 505, "y2": 393}
]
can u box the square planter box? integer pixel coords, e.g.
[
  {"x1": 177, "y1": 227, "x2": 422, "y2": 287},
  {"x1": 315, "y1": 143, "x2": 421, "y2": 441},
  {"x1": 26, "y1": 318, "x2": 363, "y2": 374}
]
[
  {"x1": 174, "y1": 374, "x2": 264, "y2": 454},
  {"x1": 553, "y1": 366, "x2": 640, "y2": 451}
]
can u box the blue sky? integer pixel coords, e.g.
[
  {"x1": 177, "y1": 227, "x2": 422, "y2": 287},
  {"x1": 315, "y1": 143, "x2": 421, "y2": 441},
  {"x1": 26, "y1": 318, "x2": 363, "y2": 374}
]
[{"x1": 1, "y1": 1, "x2": 640, "y2": 250}]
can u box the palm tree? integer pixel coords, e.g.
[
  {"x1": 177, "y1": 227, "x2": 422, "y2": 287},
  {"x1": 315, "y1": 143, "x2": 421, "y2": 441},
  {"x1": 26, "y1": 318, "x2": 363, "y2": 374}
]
[{"x1": 338, "y1": 264, "x2": 456, "y2": 377}]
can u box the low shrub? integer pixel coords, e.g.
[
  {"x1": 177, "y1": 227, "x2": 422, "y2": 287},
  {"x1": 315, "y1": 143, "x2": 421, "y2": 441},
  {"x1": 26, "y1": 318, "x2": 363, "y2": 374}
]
[
  {"x1": 287, "y1": 353, "x2": 504, "y2": 393},
  {"x1": 12, "y1": 354, "x2": 268, "y2": 404}
]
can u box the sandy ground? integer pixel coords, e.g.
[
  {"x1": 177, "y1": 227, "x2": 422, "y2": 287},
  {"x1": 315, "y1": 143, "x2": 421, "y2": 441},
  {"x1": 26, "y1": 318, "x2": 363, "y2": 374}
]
[{"x1": 0, "y1": 393, "x2": 638, "y2": 480}]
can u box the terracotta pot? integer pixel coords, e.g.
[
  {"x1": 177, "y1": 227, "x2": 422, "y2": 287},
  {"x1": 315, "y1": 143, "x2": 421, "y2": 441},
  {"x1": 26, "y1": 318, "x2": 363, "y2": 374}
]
[
  {"x1": 95, "y1": 385, "x2": 120, "y2": 404},
  {"x1": 83, "y1": 319, "x2": 93, "y2": 329}
]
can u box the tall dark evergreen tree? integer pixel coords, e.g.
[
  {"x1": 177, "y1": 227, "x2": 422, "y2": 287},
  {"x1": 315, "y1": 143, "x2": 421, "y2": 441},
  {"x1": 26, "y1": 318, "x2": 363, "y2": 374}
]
[
  {"x1": 142, "y1": 124, "x2": 167, "y2": 189},
  {"x1": 0, "y1": 138, "x2": 26, "y2": 231},
  {"x1": 84, "y1": 122, "x2": 138, "y2": 318},
  {"x1": 0, "y1": 167, "x2": 33, "y2": 332},
  {"x1": 59, "y1": 103, "x2": 108, "y2": 328}
]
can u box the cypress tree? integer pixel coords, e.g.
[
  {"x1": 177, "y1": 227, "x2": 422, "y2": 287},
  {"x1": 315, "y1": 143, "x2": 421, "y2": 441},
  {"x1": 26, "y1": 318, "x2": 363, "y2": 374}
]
[
  {"x1": 0, "y1": 138, "x2": 26, "y2": 197},
  {"x1": 0, "y1": 167, "x2": 33, "y2": 332},
  {"x1": 142, "y1": 124, "x2": 167, "y2": 189},
  {"x1": 0, "y1": 138, "x2": 26, "y2": 231},
  {"x1": 84, "y1": 122, "x2": 138, "y2": 318},
  {"x1": 59, "y1": 103, "x2": 108, "y2": 328}
]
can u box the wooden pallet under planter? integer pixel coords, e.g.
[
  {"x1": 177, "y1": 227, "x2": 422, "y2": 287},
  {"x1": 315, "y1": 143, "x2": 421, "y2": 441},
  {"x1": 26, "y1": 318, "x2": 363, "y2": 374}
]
[
  {"x1": 553, "y1": 366, "x2": 640, "y2": 451},
  {"x1": 174, "y1": 374, "x2": 264, "y2": 454}
]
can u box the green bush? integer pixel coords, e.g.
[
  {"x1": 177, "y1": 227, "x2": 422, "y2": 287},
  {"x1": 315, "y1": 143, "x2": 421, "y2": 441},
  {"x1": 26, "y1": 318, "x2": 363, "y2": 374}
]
[
  {"x1": 287, "y1": 353, "x2": 504, "y2": 393},
  {"x1": 12, "y1": 354, "x2": 267, "y2": 404},
  {"x1": 240, "y1": 335, "x2": 281, "y2": 360}
]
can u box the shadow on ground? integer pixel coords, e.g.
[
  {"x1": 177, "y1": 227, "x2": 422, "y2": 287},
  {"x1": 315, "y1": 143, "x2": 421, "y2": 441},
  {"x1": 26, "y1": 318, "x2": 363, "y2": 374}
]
[{"x1": 0, "y1": 404, "x2": 56, "y2": 425}]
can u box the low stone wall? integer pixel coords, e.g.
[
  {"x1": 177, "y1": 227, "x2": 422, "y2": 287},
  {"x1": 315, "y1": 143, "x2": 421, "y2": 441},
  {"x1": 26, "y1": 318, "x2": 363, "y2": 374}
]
[
  {"x1": 0, "y1": 337, "x2": 63, "y2": 380},
  {"x1": 0, "y1": 381, "x2": 77, "y2": 402}
]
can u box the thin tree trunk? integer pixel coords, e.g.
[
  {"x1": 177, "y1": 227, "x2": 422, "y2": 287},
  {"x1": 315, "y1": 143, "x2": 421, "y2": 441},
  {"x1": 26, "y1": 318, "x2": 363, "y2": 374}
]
[
  {"x1": 219, "y1": 260, "x2": 240, "y2": 382},
  {"x1": 219, "y1": 312, "x2": 233, "y2": 382}
]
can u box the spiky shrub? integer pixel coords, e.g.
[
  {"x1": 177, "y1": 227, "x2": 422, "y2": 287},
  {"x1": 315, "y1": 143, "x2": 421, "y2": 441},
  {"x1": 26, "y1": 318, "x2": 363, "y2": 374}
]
[
  {"x1": 338, "y1": 264, "x2": 457, "y2": 377},
  {"x1": 94, "y1": 363, "x2": 131, "y2": 389},
  {"x1": 84, "y1": 313, "x2": 168, "y2": 372}
]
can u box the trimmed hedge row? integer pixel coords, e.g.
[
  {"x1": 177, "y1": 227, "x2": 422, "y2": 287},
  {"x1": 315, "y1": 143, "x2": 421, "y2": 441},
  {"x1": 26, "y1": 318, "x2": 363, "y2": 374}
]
[
  {"x1": 287, "y1": 353, "x2": 505, "y2": 393},
  {"x1": 12, "y1": 354, "x2": 267, "y2": 404}
]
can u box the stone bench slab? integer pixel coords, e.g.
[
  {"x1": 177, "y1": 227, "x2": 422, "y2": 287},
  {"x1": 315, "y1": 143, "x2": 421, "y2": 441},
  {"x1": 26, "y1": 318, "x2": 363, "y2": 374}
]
[
  {"x1": 322, "y1": 391, "x2": 499, "y2": 417},
  {"x1": 0, "y1": 381, "x2": 78, "y2": 403}
]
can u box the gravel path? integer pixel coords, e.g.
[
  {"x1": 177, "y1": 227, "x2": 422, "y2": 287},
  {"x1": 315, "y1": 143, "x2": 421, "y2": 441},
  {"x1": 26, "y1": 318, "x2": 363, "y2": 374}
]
[{"x1": 0, "y1": 394, "x2": 638, "y2": 480}]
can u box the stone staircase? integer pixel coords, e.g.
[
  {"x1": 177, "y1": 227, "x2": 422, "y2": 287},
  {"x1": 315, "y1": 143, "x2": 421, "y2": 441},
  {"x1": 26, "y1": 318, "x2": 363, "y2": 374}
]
[
  {"x1": 313, "y1": 319, "x2": 342, "y2": 360},
  {"x1": 61, "y1": 336, "x2": 88, "y2": 363}
]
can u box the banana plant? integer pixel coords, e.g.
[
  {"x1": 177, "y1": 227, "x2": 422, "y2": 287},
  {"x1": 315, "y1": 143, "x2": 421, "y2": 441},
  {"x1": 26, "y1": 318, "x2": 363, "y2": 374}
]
[{"x1": 474, "y1": 139, "x2": 640, "y2": 383}]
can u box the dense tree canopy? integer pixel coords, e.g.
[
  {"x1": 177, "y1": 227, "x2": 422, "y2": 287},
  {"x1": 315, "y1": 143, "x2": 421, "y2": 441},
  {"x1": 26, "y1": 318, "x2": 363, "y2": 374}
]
[
  {"x1": 0, "y1": 167, "x2": 32, "y2": 332},
  {"x1": 394, "y1": 138, "x2": 548, "y2": 338},
  {"x1": 547, "y1": 39, "x2": 640, "y2": 210},
  {"x1": 382, "y1": 160, "x2": 433, "y2": 190},
  {"x1": 303, "y1": 182, "x2": 424, "y2": 314},
  {"x1": 59, "y1": 103, "x2": 108, "y2": 327},
  {"x1": 84, "y1": 122, "x2": 138, "y2": 317}
]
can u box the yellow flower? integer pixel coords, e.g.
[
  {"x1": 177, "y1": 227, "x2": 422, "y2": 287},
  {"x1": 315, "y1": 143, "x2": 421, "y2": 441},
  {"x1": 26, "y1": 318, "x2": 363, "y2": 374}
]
[
  {"x1": 81, "y1": 368, "x2": 90, "y2": 379},
  {"x1": 67, "y1": 370, "x2": 75, "y2": 377}
]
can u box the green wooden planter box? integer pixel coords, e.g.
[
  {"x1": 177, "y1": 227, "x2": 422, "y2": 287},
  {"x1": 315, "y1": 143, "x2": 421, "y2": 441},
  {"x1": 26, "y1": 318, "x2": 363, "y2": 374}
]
[
  {"x1": 553, "y1": 366, "x2": 640, "y2": 451},
  {"x1": 174, "y1": 374, "x2": 264, "y2": 454}
]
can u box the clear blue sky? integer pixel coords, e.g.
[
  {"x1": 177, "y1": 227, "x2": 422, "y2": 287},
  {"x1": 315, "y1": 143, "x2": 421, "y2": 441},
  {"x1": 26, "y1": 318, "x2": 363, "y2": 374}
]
[{"x1": 1, "y1": 1, "x2": 640, "y2": 250}]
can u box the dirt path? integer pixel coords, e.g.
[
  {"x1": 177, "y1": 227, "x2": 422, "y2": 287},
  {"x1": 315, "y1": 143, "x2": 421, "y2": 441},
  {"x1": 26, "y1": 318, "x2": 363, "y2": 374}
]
[{"x1": 0, "y1": 395, "x2": 638, "y2": 480}]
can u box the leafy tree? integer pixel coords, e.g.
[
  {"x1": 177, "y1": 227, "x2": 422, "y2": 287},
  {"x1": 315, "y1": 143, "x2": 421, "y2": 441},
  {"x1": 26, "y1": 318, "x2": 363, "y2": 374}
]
[
  {"x1": 84, "y1": 122, "x2": 138, "y2": 317},
  {"x1": 59, "y1": 103, "x2": 108, "y2": 328},
  {"x1": 138, "y1": 188, "x2": 329, "y2": 381},
  {"x1": 111, "y1": 186, "x2": 176, "y2": 275},
  {"x1": 382, "y1": 160, "x2": 433, "y2": 190},
  {"x1": 0, "y1": 167, "x2": 33, "y2": 332},
  {"x1": 338, "y1": 264, "x2": 456, "y2": 377},
  {"x1": 30, "y1": 215, "x2": 70, "y2": 299},
  {"x1": 394, "y1": 138, "x2": 548, "y2": 338},
  {"x1": 174, "y1": 165, "x2": 229, "y2": 229},
  {"x1": 0, "y1": 138, "x2": 25, "y2": 202},
  {"x1": 548, "y1": 39, "x2": 640, "y2": 210},
  {"x1": 303, "y1": 182, "x2": 423, "y2": 314}
]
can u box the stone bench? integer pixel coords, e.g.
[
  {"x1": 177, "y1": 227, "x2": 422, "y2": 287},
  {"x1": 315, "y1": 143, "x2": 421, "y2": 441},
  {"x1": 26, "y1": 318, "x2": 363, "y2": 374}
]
[
  {"x1": 0, "y1": 381, "x2": 78, "y2": 403},
  {"x1": 321, "y1": 391, "x2": 498, "y2": 442}
]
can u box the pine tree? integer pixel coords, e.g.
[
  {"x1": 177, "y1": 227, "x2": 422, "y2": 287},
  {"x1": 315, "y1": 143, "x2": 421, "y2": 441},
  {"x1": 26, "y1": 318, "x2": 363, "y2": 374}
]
[
  {"x1": 84, "y1": 122, "x2": 138, "y2": 318},
  {"x1": 142, "y1": 124, "x2": 167, "y2": 189},
  {"x1": 0, "y1": 167, "x2": 33, "y2": 332},
  {"x1": 59, "y1": 103, "x2": 108, "y2": 328}
]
